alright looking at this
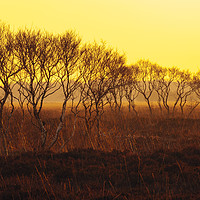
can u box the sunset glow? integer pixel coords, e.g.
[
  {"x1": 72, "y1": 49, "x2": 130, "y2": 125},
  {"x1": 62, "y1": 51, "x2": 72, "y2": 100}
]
[{"x1": 1, "y1": 0, "x2": 200, "y2": 72}]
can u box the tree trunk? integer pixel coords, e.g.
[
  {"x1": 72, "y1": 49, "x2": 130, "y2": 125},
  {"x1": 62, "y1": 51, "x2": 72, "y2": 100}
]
[
  {"x1": 48, "y1": 100, "x2": 67, "y2": 150},
  {"x1": 0, "y1": 111, "x2": 8, "y2": 156},
  {"x1": 33, "y1": 108, "x2": 47, "y2": 150},
  {"x1": 146, "y1": 98, "x2": 152, "y2": 115},
  {"x1": 128, "y1": 101, "x2": 131, "y2": 112}
]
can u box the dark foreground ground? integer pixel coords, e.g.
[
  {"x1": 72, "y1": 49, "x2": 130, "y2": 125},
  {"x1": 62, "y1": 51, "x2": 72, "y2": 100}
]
[{"x1": 0, "y1": 147, "x2": 200, "y2": 200}]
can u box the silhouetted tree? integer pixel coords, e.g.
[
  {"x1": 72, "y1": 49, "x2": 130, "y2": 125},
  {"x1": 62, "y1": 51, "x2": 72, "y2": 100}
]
[
  {"x1": 124, "y1": 66, "x2": 139, "y2": 114},
  {"x1": 131, "y1": 60, "x2": 157, "y2": 115},
  {"x1": 172, "y1": 69, "x2": 193, "y2": 115},
  {"x1": 106, "y1": 83, "x2": 125, "y2": 112},
  {"x1": 188, "y1": 70, "x2": 200, "y2": 116},
  {"x1": 106, "y1": 66, "x2": 131, "y2": 112},
  {"x1": 78, "y1": 42, "x2": 126, "y2": 145},
  {"x1": 48, "y1": 31, "x2": 82, "y2": 149},
  {"x1": 153, "y1": 66, "x2": 194, "y2": 115},
  {"x1": 0, "y1": 23, "x2": 21, "y2": 155},
  {"x1": 153, "y1": 65, "x2": 171, "y2": 114},
  {"x1": 14, "y1": 29, "x2": 60, "y2": 150}
]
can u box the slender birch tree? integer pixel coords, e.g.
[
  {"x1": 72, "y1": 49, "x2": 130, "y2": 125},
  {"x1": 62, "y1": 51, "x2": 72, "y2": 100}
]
[
  {"x1": 78, "y1": 42, "x2": 126, "y2": 144},
  {"x1": 14, "y1": 29, "x2": 60, "y2": 149},
  {"x1": 48, "y1": 31, "x2": 82, "y2": 149}
]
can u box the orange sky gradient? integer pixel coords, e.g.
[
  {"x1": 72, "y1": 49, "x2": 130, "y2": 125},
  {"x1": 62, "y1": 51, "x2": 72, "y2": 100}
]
[{"x1": 1, "y1": 0, "x2": 200, "y2": 72}]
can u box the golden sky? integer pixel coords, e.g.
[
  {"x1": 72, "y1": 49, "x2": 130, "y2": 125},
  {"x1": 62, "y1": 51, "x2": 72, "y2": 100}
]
[{"x1": 1, "y1": 0, "x2": 200, "y2": 72}]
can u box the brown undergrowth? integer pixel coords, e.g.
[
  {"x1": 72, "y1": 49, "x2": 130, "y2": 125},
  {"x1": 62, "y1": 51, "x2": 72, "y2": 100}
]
[{"x1": 0, "y1": 105, "x2": 200, "y2": 199}]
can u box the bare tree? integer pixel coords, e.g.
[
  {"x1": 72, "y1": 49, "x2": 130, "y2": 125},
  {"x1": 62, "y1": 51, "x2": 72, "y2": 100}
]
[
  {"x1": 187, "y1": 71, "x2": 200, "y2": 116},
  {"x1": 106, "y1": 66, "x2": 130, "y2": 112},
  {"x1": 0, "y1": 23, "x2": 20, "y2": 155},
  {"x1": 14, "y1": 29, "x2": 60, "y2": 150},
  {"x1": 130, "y1": 60, "x2": 157, "y2": 115},
  {"x1": 172, "y1": 69, "x2": 193, "y2": 115},
  {"x1": 152, "y1": 66, "x2": 194, "y2": 116},
  {"x1": 48, "y1": 31, "x2": 82, "y2": 149},
  {"x1": 78, "y1": 42, "x2": 126, "y2": 144},
  {"x1": 153, "y1": 65, "x2": 171, "y2": 114},
  {"x1": 106, "y1": 86, "x2": 125, "y2": 112},
  {"x1": 107, "y1": 73, "x2": 127, "y2": 112},
  {"x1": 124, "y1": 66, "x2": 139, "y2": 114}
]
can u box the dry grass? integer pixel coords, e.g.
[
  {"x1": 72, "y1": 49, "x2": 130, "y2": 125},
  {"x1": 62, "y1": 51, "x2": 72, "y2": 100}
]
[{"x1": 0, "y1": 104, "x2": 199, "y2": 199}]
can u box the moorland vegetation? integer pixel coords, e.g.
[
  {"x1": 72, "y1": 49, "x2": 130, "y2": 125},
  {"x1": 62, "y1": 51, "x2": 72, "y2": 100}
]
[{"x1": 0, "y1": 22, "x2": 200, "y2": 199}]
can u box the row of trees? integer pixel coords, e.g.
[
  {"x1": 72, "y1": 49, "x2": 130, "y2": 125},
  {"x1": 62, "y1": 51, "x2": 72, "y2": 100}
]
[{"x1": 1, "y1": 23, "x2": 200, "y2": 155}]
